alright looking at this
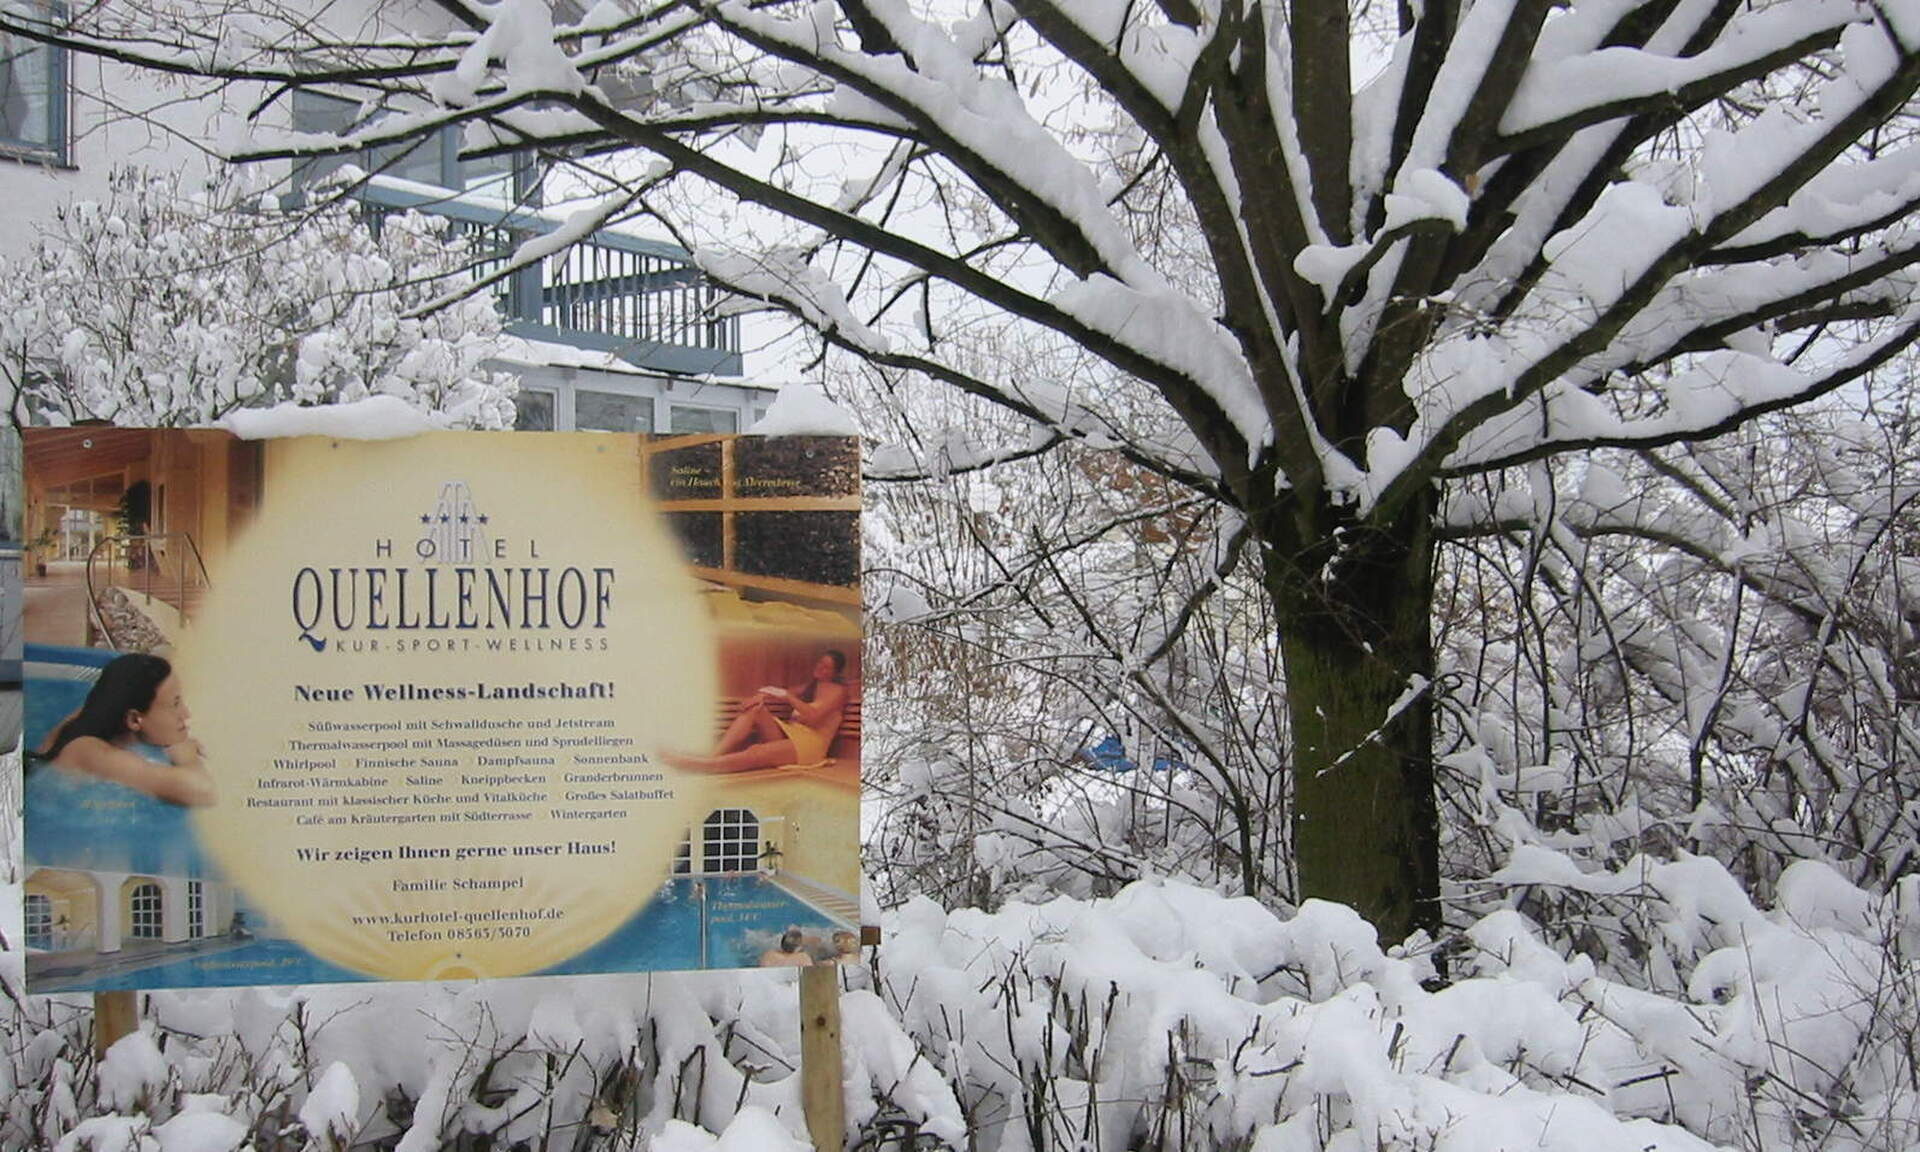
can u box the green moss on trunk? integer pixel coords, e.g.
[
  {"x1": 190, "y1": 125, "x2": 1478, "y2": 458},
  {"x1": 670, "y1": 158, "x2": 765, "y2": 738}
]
[{"x1": 1264, "y1": 492, "x2": 1441, "y2": 942}]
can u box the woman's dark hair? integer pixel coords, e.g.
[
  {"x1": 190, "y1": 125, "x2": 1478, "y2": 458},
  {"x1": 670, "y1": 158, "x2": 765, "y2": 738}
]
[
  {"x1": 43, "y1": 654, "x2": 173, "y2": 760},
  {"x1": 797, "y1": 649, "x2": 848, "y2": 703}
]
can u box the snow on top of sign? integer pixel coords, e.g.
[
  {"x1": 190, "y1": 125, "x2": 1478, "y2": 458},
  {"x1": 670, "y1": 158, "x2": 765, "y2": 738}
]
[
  {"x1": 748, "y1": 382, "x2": 860, "y2": 435},
  {"x1": 220, "y1": 397, "x2": 440, "y2": 440}
]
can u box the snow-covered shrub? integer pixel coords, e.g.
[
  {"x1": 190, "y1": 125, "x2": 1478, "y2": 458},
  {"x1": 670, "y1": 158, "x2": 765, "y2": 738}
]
[
  {"x1": 1436, "y1": 401, "x2": 1920, "y2": 911},
  {"x1": 0, "y1": 170, "x2": 517, "y2": 428},
  {"x1": 874, "y1": 872, "x2": 1920, "y2": 1152},
  {"x1": 0, "y1": 965, "x2": 966, "y2": 1151},
  {"x1": 857, "y1": 375, "x2": 1298, "y2": 914}
]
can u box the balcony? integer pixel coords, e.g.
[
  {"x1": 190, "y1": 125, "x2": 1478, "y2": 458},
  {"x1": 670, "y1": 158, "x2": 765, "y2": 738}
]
[{"x1": 360, "y1": 178, "x2": 743, "y2": 379}]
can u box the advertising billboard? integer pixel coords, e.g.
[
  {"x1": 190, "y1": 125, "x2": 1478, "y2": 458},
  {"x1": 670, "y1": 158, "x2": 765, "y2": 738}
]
[{"x1": 22, "y1": 430, "x2": 861, "y2": 991}]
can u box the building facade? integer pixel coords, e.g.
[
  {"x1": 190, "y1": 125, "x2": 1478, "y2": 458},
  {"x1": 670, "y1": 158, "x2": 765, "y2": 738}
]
[{"x1": 0, "y1": 0, "x2": 776, "y2": 432}]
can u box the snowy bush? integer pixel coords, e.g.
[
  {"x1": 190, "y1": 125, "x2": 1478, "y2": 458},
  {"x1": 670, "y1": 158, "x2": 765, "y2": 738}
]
[
  {"x1": 6, "y1": 856, "x2": 1916, "y2": 1149},
  {"x1": 0, "y1": 171, "x2": 518, "y2": 429}
]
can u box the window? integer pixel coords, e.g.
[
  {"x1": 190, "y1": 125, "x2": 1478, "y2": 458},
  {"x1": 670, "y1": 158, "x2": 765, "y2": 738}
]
[
  {"x1": 24, "y1": 894, "x2": 51, "y2": 949},
  {"x1": 188, "y1": 880, "x2": 204, "y2": 939},
  {"x1": 461, "y1": 146, "x2": 518, "y2": 202},
  {"x1": 669, "y1": 405, "x2": 737, "y2": 434},
  {"x1": 513, "y1": 389, "x2": 556, "y2": 431},
  {"x1": 129, "y1": 882, "x2": 162, "y2": 939},
  {"x1": 291, "y1": 90, "x2": 534, "y2": 198},
  {"x1": 291, "y1": 90, "x2": 439, "y2": 188},
  {"x1": 671, "y1": 837, "x2": 691, "y2": 875},
  {"x1": 700, "y1": 808, "x2": 760, "y2": 873},
  {"x1": 0, "y1": 4, "x2": 66, "y2": 162},
  {"x1": 576, "y1": 389, "x2": 653, "y2": 433}
]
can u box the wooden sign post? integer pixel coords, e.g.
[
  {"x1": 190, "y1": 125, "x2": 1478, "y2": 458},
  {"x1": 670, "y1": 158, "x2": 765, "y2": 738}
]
[
  {"x1": 798, "y1": 965, "x2": 846, "y2": 1152},
  {"x1": 94, "y1": 990, "x2": 137, "y2": 1060}
]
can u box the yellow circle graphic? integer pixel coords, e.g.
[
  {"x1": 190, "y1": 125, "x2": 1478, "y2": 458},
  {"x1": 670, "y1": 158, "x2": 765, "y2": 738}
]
[{"x1": 178, "y1": 434, "x2": 715, "y2": 981}]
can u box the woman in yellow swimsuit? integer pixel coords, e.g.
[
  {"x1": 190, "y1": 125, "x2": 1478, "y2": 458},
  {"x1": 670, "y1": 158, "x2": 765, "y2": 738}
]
[{"x1": 668, "y1": 650, "x2": 848, "y2": 774}]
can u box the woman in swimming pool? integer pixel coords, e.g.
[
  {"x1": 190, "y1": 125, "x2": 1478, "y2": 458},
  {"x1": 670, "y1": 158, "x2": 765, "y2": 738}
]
[
  {"x1": 667, "y1": 650, "x2": 849, "y2": 775},
  {"x1": 37, "y1": 653, "x2": 216, "y2": 807}
]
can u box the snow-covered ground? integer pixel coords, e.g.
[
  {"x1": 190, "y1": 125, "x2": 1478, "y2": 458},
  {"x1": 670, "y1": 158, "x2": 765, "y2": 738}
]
[{"x1": 8, "y1": 785, "x2": 1916, "y2": 1151}]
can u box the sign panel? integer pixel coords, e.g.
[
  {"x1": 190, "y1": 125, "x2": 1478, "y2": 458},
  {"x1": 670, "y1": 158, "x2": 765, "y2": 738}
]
[{"x1": 22, "y1": 430, "x2": 862, "y2": 991}]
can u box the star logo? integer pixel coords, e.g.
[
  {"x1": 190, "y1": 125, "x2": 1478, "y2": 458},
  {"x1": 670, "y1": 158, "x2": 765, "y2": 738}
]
[{"x1": 416, "y1": 481, "x2": 491, "y2": 564}]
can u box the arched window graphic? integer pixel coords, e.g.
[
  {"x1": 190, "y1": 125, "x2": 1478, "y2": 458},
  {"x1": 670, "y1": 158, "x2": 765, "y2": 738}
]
[
  {"x1": 130, "y1": 883, "x2": 163, "y2": 939},
  {"x1": 700, "y1": 808, "x2": 760, "y2": 874},
  {"x1": 671, "y1": 837, "x2": 691, "y2": 875},
  {"x1": 24, "y1": 894, "x2": 52, "y2": 949}
]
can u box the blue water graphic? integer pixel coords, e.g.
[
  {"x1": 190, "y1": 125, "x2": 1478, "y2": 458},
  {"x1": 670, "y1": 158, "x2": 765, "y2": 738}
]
[
  {"x1": 24, "y1": 646, "x2": 218, "y2": 879},
  {"x1": 544, "y1": 874, "x2": 849, "y2": 975},
  {"x1": 31, "y1": 875, "x2": 849, "y2": 991},
  {"x1": 63, "y1": 938, "x2": 369, "y2": 992}
]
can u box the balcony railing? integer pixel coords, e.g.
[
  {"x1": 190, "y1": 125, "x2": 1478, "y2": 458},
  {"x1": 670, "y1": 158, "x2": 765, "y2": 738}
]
[{"x1": 362, "y1": 178, "x2": 743, "y2": 378}]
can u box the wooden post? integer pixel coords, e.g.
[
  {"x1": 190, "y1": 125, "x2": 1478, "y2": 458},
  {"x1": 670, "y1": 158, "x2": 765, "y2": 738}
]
[
  {"x1": 798, "y1": 965, "x2": 845, "y2": 1152},
  {"x1": 94, "y1": 990, "x2": 138, "y2": 1061}
]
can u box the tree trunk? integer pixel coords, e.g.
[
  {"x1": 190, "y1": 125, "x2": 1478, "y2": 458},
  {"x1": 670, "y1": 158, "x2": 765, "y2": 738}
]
[{"x1": 1262, "y1": 492, "x2": 1441, "y2": 942}]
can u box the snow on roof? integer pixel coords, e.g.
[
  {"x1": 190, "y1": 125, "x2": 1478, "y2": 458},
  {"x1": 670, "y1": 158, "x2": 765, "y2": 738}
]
[{"x1": 489, "y1": 335, "x2": 780, "y2": 391}]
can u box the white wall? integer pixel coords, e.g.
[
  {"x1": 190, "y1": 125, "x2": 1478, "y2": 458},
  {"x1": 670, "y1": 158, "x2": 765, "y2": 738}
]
[
  {"x1": 2, "y1": 54, "x2": 270, "y2": 251},
  {"x1": 0, "y1": 0, "x2": 462, "y2": 259},
  {"x1": 0, "y1": 55, "x2": 287, "y2": 258}
]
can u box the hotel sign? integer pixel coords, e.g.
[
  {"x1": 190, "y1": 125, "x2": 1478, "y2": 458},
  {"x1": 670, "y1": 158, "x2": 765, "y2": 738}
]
[{"x1": 22, "y1": 431, "x2": 862, "y2": 990}]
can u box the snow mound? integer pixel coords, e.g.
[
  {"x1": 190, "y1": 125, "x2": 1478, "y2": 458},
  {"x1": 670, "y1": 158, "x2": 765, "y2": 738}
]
[
  {"x1": 653, "y1": 1107, "x2": 811, "y2": 1151},
  {"x1": 97, "y1": 1031, "x2": 169, "y2": 1114},
  {"x1": 878, "y1": 869, "x2": 1913, "y2": 1151},
  {"x1": 17, "y1": 861, "x2": 1914, "y2": 1151},
  {"x1": 298, "y1": 1062, "x2": 360, "y2": 1145},
  {"x1": 152, "y1": 1111, "x2": 248, "y2": 1152}
]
